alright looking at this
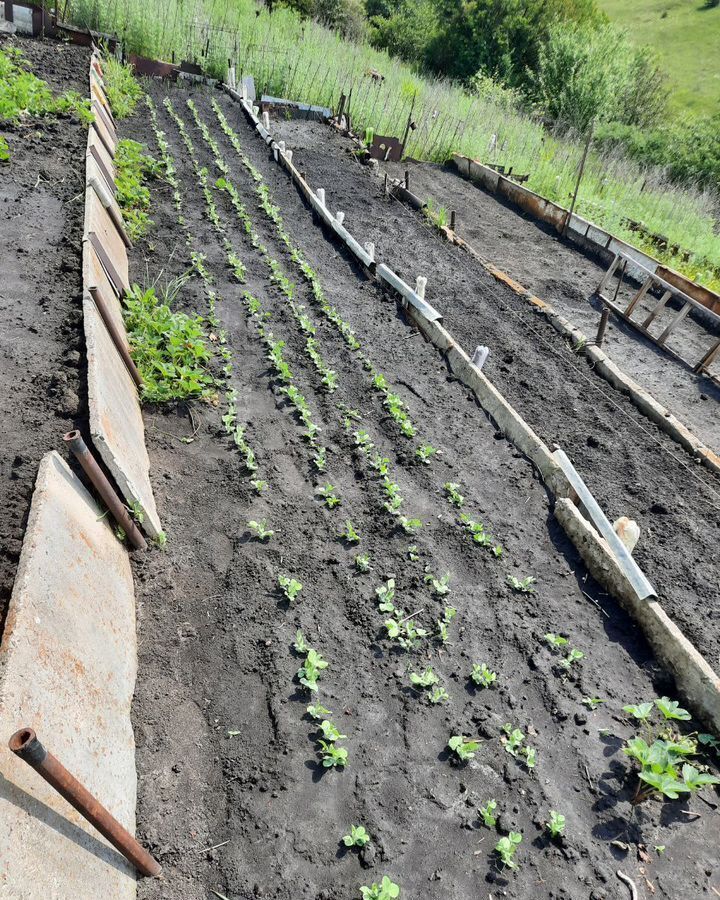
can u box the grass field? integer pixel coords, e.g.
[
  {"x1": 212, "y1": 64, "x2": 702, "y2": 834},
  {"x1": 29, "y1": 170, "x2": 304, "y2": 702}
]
[
  {"x1": 599, "y1": 0, "x2": 720, "y2": 117},
  {"x1": 65, "y1": 0, "x2": 720, "y2": 291}
]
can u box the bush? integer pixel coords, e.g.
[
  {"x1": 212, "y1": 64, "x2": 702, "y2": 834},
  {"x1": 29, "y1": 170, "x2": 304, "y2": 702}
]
[{"x1": 530, "y1": 22, "x2": 666, "y2": 131}]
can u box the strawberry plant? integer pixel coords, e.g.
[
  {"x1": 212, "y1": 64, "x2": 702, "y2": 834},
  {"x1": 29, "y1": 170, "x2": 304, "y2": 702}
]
[
  {"x1": 278, "y1": 575, "x2": 303, "y2": 603},
  {"x1": 343, "y1": 825, "x2": 370, "y2": 848},
  {"x1": 360, "y1": 876, "x2": 400, "y2": 899},
  {"x1": 248, "y1": 520, "x2": 274, "y2": 541},
  {"x1": 448, "y1": 734, "x2": 481, "y2": 762},
  {"x1": 495, "y1": 832, "x2": 522, "y2": 869},
  {"x1": 297, "y1": 648, "x2": 329, "y2": 692},
  {"x1": 355, "y1": 553, "x2": 372, "y2": 573},
  {"x1": 443, "y1": 482, "x2": 464, "y2": 507},
  {"x1": 115, "y1": 139, "x2": 160, "y2": 239},
  {"x1": 508, "y1": 575, "x2": 536, "y2": 593},
  {"x1": 546, "y1": 810, "x2": 566, "y2": 838},
  {"x1": 340, "y1": 520, "x2": 360, "y2": 544},
  {"x1": 415, "y1": 444, "x2": 437, "y2": 464},
  {"x1": 480, "y1": 799, "x2": 497, "y2": 827},
  {"x1": 410, "y1": 667, "x2": 438, "y2": 689},
  {"x1": 318, "y1": 483, "x2": 341, "y2": 508},
  {"x1": 319, "y1": 741, "x2": 348, "y2": 768},
  {"x1": 470, "y1": 663, "x2": 497, "y2": 688}
]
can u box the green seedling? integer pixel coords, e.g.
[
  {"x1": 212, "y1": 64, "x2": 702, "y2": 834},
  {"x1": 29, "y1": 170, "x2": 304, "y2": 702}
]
[
  {"x1": 375, "y1": 578, "x2": 396, "y2": 612},
  {"x1": 424, "y1": 569, "x2": 451, "y2": 596},
  {"x1": 448, "y1": 734, "x2": 480, "y2": 762},
  {"x1": 415, "y1": 444, "x2": 437, "y2": 464},
  {"x1": 154, "y1": 530, "x2": 168, "y2": 549},
  {"x1": 343, "y1": 824, "x2": 370, "y2": 848},
  {"x1": 294, "y1": 629, "x2": 309, "y2": 654},
  {"x1": 248, "y1": 519, "x2": 274, "y2": 541},
  {"x1": 559, "y1": 648, "x2": 585, "y2": 670},
  {"x1": 340, "y1": 520, "x2": 360, "y2": 544},
  {"x1": 492, "y1": 544, "x2": 503, "y2": 557},
  {"x1": 480, "y1": 799, "x2": 497, "y2": 828},
  {"x1": 251, "y1": 479, "x2": 268, "y2": 494},
  {"x1": 278, "y1": 574, "x2": 302, "y2": 603},
  {"x1": 581, "y1": 697, "x2": 606, "y2": 711},
  {"x1": 410, "y1": 667, "x2": 438, "y2": 689},
  {"x1": 360, "y1": 876, "x2": 400, "y2": 899},
  {"x1": 655, "y1": 696, "x2": 693, "y2": 721},
  {"x1": 508, "y1": 575, "x2": 536, "y2": 593},
  {"x1": 544, "y1": 633, "x2": 569, "y2": 649},
  {"x1": 313, "y1": 446, "x2": 328, "y2": 472},
  {"x1": 502, "y1": 724, "x2": 537, "y2": 767},
  {"x1": 319, "y1": 740, "x2": 348, "y2": 768},
  {"x1": 353, "y1": 428, "x2": 373, "y2": 450},
  {"x1": 443, "y1": 482, "x2": 464, "y2": 507},
  {"x1": 307, "y1": 703, "x2": 332, "y2": 720},
  {"x1": 355, "y1": 553, "x2": 371, "y2": 573},
  {"x1": 436, "y1": 606, "x2": 457, "y2": 644},
  {"x1": 297, "y1": 648, "x2": 328, "y2": 692},
  {"x1": 407, "y1": 545, "x2": 419, "y2": 561},
  {"x1": 471, "y1": 663, "x2": 497, "y2": 689},
  {"x1": 623, "y1": 701, "x2": 654, "y2": 722},
  {"x1": 385, "y1": 614, "x2": 427, "y2": 650},
  {"x1": 495, "y1": 832, "x2": 522, "y2": 869},
  {"x1": 460, "y1": 514, "x2": 493, "y2": 547},
  {"x1": 399, "y1": 516, "x2": 422, "y2": 534},
  {"x1": 319, "y1": 720, "x2": 347, "y2": 742},
  {"x1": 370, "y1": 454, "x2": 390, "y2": 476},
  {"x1": 429, "y1": 685, "x2": 450, "y2": 704},
  {"x1": 547, "y1": 810, "x2": 566, "y2": 838},
  {"x1": 318, "y1": 483, "x2": 341, "y2": 508}
]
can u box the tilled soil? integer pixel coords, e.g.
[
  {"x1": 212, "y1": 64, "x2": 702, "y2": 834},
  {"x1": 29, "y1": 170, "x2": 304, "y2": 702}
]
[
  {"x1": 0, "y1": 35, "x2": 90, "y2": 630},
  {"x1": 259, "y1": 114, "x2": 720, "y2": 669},
  {"x1": 121, "y1": 80, "x2": 720, "y2": 900}
]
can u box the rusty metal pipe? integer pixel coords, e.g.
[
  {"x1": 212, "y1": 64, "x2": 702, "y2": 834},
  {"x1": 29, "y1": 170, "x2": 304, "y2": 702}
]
[
  {"x1": 595, "y1": 307, "x2": 610, "y2": 348},
  {"x1": 63, "y1": 430, "x2": 147, "y2": 551},
  {"x1": 9, "y1": 728, "x2": 161, "y2": 877},
  {"x1": 88, "y1": 286, "x2": 143, "y2": 389}
]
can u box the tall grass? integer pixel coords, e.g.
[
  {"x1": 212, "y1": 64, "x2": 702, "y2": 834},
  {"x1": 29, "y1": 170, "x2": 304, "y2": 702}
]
[{"x1": 68, "y1": 0, "x2": 720, "y2": 291}]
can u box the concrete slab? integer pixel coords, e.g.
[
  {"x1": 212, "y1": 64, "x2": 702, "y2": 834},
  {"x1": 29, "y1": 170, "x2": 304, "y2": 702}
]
[
  {"x1": 0, "y1": 452, "x2": 137, "y2": 899},
  {"x1": 84, "y1": 292, "x2": 162, "y2": 539}
]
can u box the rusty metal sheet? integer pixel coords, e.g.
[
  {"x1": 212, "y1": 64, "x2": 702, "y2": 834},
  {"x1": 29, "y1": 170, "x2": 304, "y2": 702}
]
[
  {"x1": 84, "y1": 186, "x2": 129, "y2": 294},
  {"x1": 84, "y1": 292, "x2": 162, "y2": 538},
  {"x1": 0, "y1": 451, "x2": 137, "y2": 899},
  {"x1": 128, "y1": 53, "x2": 179, "y2": 80},
  {"x1": 83, "y1": 241, "x2": 129, "y2": 352},
  {"x1": 657, "y1": 266, "x2": 720, "y2": 317},
  {"x1": 368, "y1": 133, "x2": 404, "y2": 162}
]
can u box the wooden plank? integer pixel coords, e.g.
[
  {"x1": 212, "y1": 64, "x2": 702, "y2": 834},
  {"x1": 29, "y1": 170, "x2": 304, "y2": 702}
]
[
  {"x1": 641, "y1": 289, "x2": 672, "y2": 329},
  {"x1": 657, "y1": 300, "x2": 691, "y2": 345},
  {"x1": 625, "y1": 275, "x2": 653, "y2": 318},
  {"x1": 596, "y1": 253, "x2": 619, "y2": 296},
  {"x1": 695, "y1": 336, "x2": 720, "y2": 374},
  {"x1": 84, "y1": 186, "x2": 129, "y2": 294}
]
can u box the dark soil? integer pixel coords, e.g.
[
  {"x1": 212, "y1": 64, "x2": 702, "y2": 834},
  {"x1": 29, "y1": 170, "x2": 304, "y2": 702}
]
[
  {"x1": 261, "y1": 114, "x2": 720, "y2": 668},
  {"x1": 0, "y1": 34, "x2": 90, "y2": 630},
  {"x1": 119, "y1": 80, "x2": 720, "y2": 900}
]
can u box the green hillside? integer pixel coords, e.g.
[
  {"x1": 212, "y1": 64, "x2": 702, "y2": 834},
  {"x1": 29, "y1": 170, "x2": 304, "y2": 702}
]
[{"x1": 599, "y1": 0, "x2": 720, "y2": 117}]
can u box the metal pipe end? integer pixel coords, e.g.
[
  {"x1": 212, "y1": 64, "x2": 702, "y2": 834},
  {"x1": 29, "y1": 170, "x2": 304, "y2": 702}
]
[
  {"x1": 63, "y1": 430, "x2": 81, "y2": 443},
  {"x1": 9, "y1": 728, "x2": 47, "y2": 766}
]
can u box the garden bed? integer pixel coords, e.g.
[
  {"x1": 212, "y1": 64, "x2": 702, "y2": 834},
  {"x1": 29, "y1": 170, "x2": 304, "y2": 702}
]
[
  {"x1": 117, "y1": 80, "x2": 720, "y2": 899},
  {"x1": 0, "y1": 34, "x2": 90, "y2": 630}
]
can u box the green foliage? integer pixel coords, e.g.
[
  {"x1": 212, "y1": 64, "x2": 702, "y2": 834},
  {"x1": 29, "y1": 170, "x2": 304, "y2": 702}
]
[
  {"x1": 502, "y1": 724, "x2": 537, "y2": 769},
  {"x1": 278, "y1": 574, "x2": 303, "y2": 603},
  {"x1": 318, "y1": 482, "x2": 342, "y2": 508},
  {"x1": 410, "y1": 667, "x2": 438, "y2": 688},
  {"x1": 415, "y1": 444, "x2": 437, "y2": 464},
  {"x1": 343, "y1": 824, "x2": 370, "y2": 848},
  {"x1": 122, "y1": 279, "x2": 214, "y2": 403},
  {"x1": 0, "y1": 46, "x2": 91, "y2": 160},
  {"x1": 297, "y1": 647, "x2": 329, "y2": 692},
  {"x1": 360, "y1": 875, "x2": 400, "y2": 900},
  {"x1": 248, "y1": 520, "x2": 274, "y2": 541},
  {"x1": 340, "y1": 520, "x2": 361, "y2": 544},
  {"x1": 495, "y1": 831, "x2": 522, "y2": 869},
  {"x1": 480, "y1": 799, "x2": 497, "y2": 827},
  {"x1": 581, "y1": 697, "x2": 605, "y2": 711},
  {"x1": 448, "y1": 734, "x2": 480, "y2": 762},
  {"x1": 507, "y1": 575, "x2": 536, "y2": 593},
  {"x1": 319, "y1": 740, "x2": 348, "y2": 767},
  {"x1": 546, "y1": 810, "x2": 566, "y2": 838},
  {"x1": 443, "y1": 482, "x2": 464, "y2": 508},
  {"x1": 470, "y1": 663, "x2": 497, "y2": 689},
  {"x1": 544, "y1": 633, "x2": 568, "y2": 649},
  {"x1": 307, "y1": 702, "x2": 332, "y2": 719},
  {"x1": 355, "y1": 553, "x2": 371, "y2": 573},
  {"x1": 115, "y1": 138, "x2": 160, "y2": 239},
  {"x1": 103, "y1": 56, "x2": 142, "y2": 119}
]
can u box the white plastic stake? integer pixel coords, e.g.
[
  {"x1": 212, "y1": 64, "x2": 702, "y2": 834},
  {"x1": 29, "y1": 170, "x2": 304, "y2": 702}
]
[
  {"x1": 285, "y1": 150, "x2": 293, "y2": 165},
  {"x1": 241, "y1": 83, "x2": 248, "y2": 101},
  {"x1": 262, "y1": 111, "x2": 270, "y2": 131},
  {"x1": 316, "y1": 188, "x2": 326, "y2": 207},
  {"x1": 228, "y1": 66, "x2": 236, "y2": 90},
  {"x1": 415, "y1": 276, "x2": 427, "y2": 300},
  {"x1": 278, "y1": 141, "x2": 286, "y2": 155},
  {"x1": 252, "y1": 104, "x2": 260, "y2": 118},
  {"x1": 336, "y1": 211, "x2": 345, "y2": 225},
  {"x1": 471, "y1": 345, "x2": 490, "y2": 371},
  {"x1": 364, "y1": 242, "x2": 375, "y2": 262}
]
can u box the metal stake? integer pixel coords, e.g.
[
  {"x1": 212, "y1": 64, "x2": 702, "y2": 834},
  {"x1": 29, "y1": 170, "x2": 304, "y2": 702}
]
[
  {"x1": 562, "y1": 121, "x2": 593, "y2": 238},
  {"x1": 63, "y1": 430, "x2": 147, "y2": 551},
  {"x1": 9, "y1": 728, "x2": 161, "y2": 877},
  {"x1": 595, "y1": 308, "x2": 610, "y2": 348}
]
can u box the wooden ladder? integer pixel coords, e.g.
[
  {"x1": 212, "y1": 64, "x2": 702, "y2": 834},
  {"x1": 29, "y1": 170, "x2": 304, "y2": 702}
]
[{"x1": 595, "y1": 252, "x2": 720, "y2": 381}]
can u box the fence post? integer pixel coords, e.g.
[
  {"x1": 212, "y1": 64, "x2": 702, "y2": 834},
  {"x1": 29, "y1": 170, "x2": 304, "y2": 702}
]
[{"x1": 563, "y1": 121, "x2": 593, "y2": 238}]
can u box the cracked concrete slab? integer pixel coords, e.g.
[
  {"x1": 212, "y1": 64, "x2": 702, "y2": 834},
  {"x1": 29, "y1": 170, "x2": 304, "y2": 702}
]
[{"x1": 0, "y1": 452, "x2": 137, "y2": 899}]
